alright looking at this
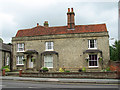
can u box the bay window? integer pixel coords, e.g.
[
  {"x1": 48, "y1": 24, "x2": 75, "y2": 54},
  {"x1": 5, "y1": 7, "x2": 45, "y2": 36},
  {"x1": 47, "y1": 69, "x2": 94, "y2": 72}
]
[{"x1": 89, "y1": 54, "x2": 98, "y2": 67}]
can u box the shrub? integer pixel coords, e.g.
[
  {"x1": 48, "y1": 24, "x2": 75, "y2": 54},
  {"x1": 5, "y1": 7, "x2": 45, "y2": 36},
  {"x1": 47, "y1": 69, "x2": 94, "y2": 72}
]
[
  {"x1": 101, "y1": 69, "x2": 106, "y2": 72},
  {"x1": 65, "y1": 71, "x2": 70, "y2": 72},
  {"x1": 101, "y1": 67, "x2": 111, "y2": 72},
  {"x1": 106, "y1": 67, "x2": 110, "y2": 71},
  {"x1": 59, "y1": 68, "x2": 65, "y2": 72},
  {"x1": 42, "y1": 67, "x2": 48, "y2": 71},
  {"x1": 4, "y1": 68, "x2": 10, "y2": 72},
  {"x1": 99, "y1": 57, "x2": 103, "y2": 62},
  {"x1": 1, "y1": 65, "x2": 9, "y2": 71},
  {"x1": 82, "y1": 67, "x2": 86, "y2": 72}
]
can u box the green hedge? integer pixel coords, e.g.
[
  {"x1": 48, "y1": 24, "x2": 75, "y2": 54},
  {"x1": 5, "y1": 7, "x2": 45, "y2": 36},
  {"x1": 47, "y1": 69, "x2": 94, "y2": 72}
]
[{"x1": 1, "y1": 65, "x2": 10, "y2": 72}]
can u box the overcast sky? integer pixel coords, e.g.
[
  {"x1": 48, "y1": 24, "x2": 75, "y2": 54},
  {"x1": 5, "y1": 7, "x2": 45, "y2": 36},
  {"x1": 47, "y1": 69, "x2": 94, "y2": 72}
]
[{"x1": 0, "y1": 0, "x2": 118, "y2": 45}]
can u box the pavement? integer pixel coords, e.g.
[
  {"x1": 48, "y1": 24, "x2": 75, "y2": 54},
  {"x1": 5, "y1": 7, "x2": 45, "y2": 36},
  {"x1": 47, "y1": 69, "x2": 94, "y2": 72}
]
[{"x1": 0, "y1": 76, "x2": 120, "y2": 84}]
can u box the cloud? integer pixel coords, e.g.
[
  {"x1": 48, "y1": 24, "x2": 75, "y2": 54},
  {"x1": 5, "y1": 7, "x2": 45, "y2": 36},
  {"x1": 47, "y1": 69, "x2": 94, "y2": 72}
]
[
  {"x1": 0, "y1": 0, "x2": 118, "y2": 44},
  {"x1": 0, "y1": 12, "x2": 17, "y2": 43}
]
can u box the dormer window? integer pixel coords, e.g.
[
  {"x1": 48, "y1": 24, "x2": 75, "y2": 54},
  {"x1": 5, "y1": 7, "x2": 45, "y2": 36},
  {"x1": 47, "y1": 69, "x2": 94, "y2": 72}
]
[
  {"x1": 17, "y1": 43, "x2": 24, "y2": 52},
  {"x1": 88, "y1": 39, "x2": 97, "y2": 49},
  {"x1": 45, "y1": 42, "x2": 53, "y2": 51}
]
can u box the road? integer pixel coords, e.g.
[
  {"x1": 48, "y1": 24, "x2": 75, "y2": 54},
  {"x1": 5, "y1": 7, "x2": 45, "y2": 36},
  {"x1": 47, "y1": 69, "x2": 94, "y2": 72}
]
[{"x1": 1, "y1": 80, "x2": 120, "y2": 90}]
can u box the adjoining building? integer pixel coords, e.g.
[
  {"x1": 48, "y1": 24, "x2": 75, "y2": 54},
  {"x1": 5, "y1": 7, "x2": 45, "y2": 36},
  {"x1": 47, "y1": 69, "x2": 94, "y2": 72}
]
[
  {"x1": 12, "y1": 8, "x2": 110, "y2": 72},
  {"x1": 0, "y1": 38, "x2": 12, "y2": 71}
]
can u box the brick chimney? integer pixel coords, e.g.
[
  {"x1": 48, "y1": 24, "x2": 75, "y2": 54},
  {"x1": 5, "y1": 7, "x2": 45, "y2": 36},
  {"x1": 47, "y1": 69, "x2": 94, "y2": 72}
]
[
  {"x1": 67, "y1": 8, "x2": 75, "y2": 30},
  {"x1": 44, "y1": 21, "x2": 49, "y2": 27}
]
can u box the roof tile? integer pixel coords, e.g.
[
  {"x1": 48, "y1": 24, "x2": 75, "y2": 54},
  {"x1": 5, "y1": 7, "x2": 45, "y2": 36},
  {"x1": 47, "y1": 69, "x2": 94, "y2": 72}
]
[{"x1": 15, "y1": 24, "x2": 107, "y2": 37}]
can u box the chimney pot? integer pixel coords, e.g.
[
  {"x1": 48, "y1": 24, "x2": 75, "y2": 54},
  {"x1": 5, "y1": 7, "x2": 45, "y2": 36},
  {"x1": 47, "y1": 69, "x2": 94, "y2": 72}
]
[
  {"x1": 68, "y1": 8, "x2": 70, "y2": 12},
  {"x1": 44, "y1": 21, "x2": 49, "y2": 27},
  {"x1": 45, "y1": 21, "x2": 48, "y2": 24},
  {"x1": 37, "y1": 23, "x2": 39, "y2": 26},
  {"x1": 71, "y1": 8, "x2": 73, "y2": 12}
]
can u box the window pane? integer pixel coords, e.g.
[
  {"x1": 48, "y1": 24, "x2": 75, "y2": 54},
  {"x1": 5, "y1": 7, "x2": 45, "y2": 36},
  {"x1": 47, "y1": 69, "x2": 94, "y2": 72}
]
[
  {"x1": 94, "y1": 55, "x2": 97, "y2": 60},
  {"x1": 90, "y1": 40, "x2": 94, "y2": 48},
  {"x1": 44, "y1": 55, "x2": 53, "y2": 67},
  {"x1": 89, "y1": 55, "x2": 91, "y2": 60},
  {"x1": 91, "y1": 55, "x2": 94, "y2": 60},
  {"x1": 17, "y1": 57, "x2": 19, "y2": 64},
  {"x1": 94, "y1": 61, "x2": 97, "y2": 66},
  {"x1": 19, "y1": 44, "x2": 22, "y2": 47},
  {"x1": 6, "y1": 57, "x2": 9, "y2": 65},
  {"x1": 89, "y1": 61, "x2": 93, "y2": 66}
]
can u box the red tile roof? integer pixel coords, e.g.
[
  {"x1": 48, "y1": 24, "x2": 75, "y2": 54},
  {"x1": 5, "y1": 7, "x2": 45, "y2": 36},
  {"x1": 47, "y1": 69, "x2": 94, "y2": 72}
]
[{"x1": 15, "y1": 24, "x2": 107, "y2": 37}]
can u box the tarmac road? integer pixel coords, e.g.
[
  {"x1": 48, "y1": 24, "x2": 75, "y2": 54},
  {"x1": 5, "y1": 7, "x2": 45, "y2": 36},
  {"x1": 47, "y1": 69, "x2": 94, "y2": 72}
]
[{"x1": 1, "y1": 80, "x2": 119, "y2": 90}]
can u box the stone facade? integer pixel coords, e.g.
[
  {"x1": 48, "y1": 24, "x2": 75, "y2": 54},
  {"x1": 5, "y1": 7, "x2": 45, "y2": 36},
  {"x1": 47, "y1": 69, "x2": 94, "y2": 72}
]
[{"x1": 12, "y1": 32, "x2": 110, "y2": 72}]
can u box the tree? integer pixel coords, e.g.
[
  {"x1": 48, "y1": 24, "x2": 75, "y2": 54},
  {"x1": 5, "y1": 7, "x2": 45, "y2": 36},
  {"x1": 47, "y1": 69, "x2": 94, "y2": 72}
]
[{"x1": 110, "y1": 40, "x2": 120, "y2": 61}]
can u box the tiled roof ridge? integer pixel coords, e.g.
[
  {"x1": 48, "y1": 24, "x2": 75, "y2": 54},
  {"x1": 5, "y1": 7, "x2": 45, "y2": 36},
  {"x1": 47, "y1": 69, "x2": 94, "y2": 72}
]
[{"x1": 18, "y1": 23, "x2": 106, "y2": 31}]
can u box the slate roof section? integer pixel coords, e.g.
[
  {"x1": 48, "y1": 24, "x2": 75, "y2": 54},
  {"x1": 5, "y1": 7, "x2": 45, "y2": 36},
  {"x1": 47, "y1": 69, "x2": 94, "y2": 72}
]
[
  {"x1": 15, "y1": 24, "x2": 107, "y2": 37},
  {"x1": 0, "y1": 43, "x2": 12, "y2": 52}
]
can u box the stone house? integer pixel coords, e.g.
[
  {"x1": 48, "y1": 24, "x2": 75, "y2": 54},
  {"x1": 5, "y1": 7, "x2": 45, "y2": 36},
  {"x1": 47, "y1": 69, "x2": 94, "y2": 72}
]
[
  {"x1": 12, "y1": 8, "x2": 110, "y2": 72},
  {"x1": 0, "y1": 38, "x2": 12, "y2": 70}
]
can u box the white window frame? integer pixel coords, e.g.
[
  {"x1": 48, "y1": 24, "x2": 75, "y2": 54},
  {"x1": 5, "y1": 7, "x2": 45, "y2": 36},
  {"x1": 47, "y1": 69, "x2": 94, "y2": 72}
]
[
  {"x1": 45, "y1": 42, "x2": 53, "y2": 51},
  {"x1": 6, "y1": 57, "x2": 9, "y2": 65},
  {"x1": 88, "y1": 39, "x2": 97, "y2": 49},
  {"x1": 16, "y1": 56, "x2": 24, "y2": 65},
  {"x1": 44, "y1": 55, "x2": 53, "y2": 68},
  {"x1": 17, "y1": 43, "x2": 25, "y2": 52},
  {"x1": 88, "y1": 54, "x2": 98, "y2": 68}
]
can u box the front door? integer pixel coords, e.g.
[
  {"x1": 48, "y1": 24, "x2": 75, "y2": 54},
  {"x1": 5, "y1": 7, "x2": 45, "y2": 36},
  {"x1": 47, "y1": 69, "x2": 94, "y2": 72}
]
[{"x1": 28, "y1": 56, "x2": 33, "y2": 68}]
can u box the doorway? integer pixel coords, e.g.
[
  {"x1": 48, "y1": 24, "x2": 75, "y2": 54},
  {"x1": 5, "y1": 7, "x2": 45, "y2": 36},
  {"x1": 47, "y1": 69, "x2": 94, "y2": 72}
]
[{"x1": 27, "y1": 55, "x2": 33, "y2": 68}]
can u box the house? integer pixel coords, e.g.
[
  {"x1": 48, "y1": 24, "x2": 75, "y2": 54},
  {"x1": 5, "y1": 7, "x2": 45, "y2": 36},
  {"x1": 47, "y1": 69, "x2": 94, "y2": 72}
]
[
  {"x1": 12, "y1": 8, "x2": 110, "y2": 72},
  {"x1": 0, "y1": 38, "x2": 12, "y2": 71}
]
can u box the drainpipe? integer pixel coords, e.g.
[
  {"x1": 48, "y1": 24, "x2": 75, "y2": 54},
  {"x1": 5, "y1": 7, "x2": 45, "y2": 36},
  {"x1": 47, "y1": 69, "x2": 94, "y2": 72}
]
[{"x1": 3, "y1": 52, "x2": 6, "y2": 66}]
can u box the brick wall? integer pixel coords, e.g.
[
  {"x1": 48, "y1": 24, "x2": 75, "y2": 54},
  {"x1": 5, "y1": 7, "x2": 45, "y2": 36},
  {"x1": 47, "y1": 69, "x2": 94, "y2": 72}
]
[{"x1": 108, "y1": 61, "x2": 120, "y2": 72}]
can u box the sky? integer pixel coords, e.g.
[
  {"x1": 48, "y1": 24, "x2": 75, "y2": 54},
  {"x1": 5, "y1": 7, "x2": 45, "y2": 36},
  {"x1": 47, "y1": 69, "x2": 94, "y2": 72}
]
[{"x1": 0, "y1": 0, "x2": 119, "y2": 45}]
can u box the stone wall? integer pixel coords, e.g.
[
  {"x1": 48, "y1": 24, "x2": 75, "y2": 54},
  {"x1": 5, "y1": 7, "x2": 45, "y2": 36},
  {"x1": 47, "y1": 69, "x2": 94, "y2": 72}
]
[{"x1": 21, "y1": 72, "x2": 120, "y2": 79}]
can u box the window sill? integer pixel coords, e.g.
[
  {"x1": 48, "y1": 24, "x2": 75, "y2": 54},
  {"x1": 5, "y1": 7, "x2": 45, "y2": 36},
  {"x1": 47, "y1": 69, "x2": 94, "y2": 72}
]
[
  {"x1": 17, "y1": 51, "x2": 25, "y2": 53},
  {"x1": 88, "y1": 48, "x2": 97, "y2": 49},
  {"x1": 47, "y1": 67, "x2": 53, "y2": 69},
  {"x1": 88, "y1": 66, "x2": 99, "y2": 68},
  {"x1": 45, "y1": 50, "x2": 54, "y2": 51},
  {"x1": 16, "y1": 64, "x2": 24, "y2": 66}
]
